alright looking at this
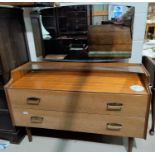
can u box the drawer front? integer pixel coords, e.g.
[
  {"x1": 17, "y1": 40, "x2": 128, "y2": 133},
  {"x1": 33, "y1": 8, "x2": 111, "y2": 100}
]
[
  {"x1": 8, "y1": 89, "x2": 149, "y2": 117},
  {"x1": 13, "y1": 108, "x2": 145, "y2": 138}
]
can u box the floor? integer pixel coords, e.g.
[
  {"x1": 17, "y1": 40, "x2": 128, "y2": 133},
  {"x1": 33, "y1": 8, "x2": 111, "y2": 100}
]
[{"x1": 1, "y1": 113, "x2": 155, "y2": 152}]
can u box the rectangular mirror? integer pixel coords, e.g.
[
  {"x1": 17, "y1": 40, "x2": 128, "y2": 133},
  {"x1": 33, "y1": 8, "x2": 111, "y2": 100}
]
[{"x1": 31, "y1": 3, "x2": 135, "y2": 62}]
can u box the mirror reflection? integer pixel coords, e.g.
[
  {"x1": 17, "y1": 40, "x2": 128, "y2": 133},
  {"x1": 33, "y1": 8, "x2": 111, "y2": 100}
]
[{"x1": 31, "y1": 4, "x2": 135, "y2": 61}]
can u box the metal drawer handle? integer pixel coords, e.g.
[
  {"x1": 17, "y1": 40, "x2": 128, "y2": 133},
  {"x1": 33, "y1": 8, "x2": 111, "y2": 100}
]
[
  {"x1": 107, "y1": 123, "x2": 122, "y2": 130},
  {"x1": 27, "y1": 97, "x2": 40, "y2": 105},
  {"x1": 30, "y1": 116, "x2": 44, "y2": 123},
  {"x1": 107, "y1": 103, "x2": 123, "y2": 111}
]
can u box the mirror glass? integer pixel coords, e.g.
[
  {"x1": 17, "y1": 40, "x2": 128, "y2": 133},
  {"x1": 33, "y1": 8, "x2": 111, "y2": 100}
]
[{"x1": 32, "y1": 4, "x2": 135, "y2": 61}]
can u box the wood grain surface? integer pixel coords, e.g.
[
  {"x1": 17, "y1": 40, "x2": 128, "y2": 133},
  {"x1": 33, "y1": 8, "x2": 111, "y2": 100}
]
[
  {"x1": 8, "y1": 89, "x2": 148, "y2": 117},
  {"x1": 88, "y1": 25, "x2": 132, "y2": 51},
  {"x1": 13, "y1": 108, "x2": 145, "y2": 138},
  {"x1": 9, "y1": 70, "x2": 147, "y2": 95}
]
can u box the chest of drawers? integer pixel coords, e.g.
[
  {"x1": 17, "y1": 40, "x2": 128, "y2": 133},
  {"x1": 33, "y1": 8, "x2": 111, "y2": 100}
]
[{"x1": 5, "y1": 62, "x2": 151, "y2": 151}]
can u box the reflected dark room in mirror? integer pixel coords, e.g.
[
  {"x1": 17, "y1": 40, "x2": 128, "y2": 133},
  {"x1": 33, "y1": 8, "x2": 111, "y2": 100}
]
[{"x1": 31, "y1": 4, "x2": 135, "y2": 62}]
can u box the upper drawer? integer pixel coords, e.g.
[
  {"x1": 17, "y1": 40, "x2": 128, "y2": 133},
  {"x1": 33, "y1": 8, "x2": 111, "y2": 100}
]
[{"x1": 7, "y1": 89, "x2": 149, "y2": 117}]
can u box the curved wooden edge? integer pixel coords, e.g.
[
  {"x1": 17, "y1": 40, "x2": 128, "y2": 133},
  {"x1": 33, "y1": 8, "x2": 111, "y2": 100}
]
[
  {"x1": 30, "y1": 61, "x2": 142, "y2": 67},
  {"x1": 4, "y1": 62, "x2": 32, "y2": 89},
  {"x1": 4, "y1": 61, "x2": 150, "y2": 89},
  {"x1": 23, "y1": 61, "x2": 146, "y2": 74}
]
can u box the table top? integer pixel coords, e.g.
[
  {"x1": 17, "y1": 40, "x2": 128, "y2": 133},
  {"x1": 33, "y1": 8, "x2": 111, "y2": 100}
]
[{"x1": 9, "y1": 70, "x2": 147, "y2": 95}]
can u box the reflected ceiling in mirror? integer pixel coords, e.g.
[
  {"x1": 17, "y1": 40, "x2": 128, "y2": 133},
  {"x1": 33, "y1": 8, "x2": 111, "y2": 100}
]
[{"x1": 32, "y1": 3, "x2": 135, "y2": 61}]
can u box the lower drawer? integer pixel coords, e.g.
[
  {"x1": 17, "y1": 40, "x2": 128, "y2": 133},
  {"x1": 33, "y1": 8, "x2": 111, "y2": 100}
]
[
  {"x1": 13, "y1": 108, "x2": 146, "y2": 138},
  {"x1": 0, "y1": 110, "x2": 14, "y2": 131}
]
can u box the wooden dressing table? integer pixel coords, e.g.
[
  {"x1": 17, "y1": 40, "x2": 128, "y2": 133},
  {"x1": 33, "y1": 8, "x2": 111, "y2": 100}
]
[{"x1": 5, "y1": 62, "x2": 151, "y2": 152}]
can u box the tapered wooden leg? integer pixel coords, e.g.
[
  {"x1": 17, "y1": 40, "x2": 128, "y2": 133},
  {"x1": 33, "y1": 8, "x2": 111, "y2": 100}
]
[
  {"x1": 128, "y1": 137, "x2": 134, "y2": 152},
  {"x1": 26, "y1": 127, "x2": 32, "y2": 142}
]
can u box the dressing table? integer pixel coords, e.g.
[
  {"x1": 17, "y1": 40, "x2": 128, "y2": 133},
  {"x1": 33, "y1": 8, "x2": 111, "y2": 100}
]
[{"x1": 5, "y1": 61, "x2": 151, "y2": 152}]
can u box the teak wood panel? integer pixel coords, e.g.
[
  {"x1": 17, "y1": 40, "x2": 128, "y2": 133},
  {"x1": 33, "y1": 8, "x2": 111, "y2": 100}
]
[
  {"x1": 88, "y1": 25, "x2": 132, "y2": 51},
  {"x1": 88, "y1": 25, "x2": 132, "y2": 32},
  {"x1": 88, "y1": 32, "x2": 132, "y2": 44},
  {"x1": 8, "y1": 89, "x2": 149, "y2": 117},
  {"x1": 9, "y1": 71, "x2": 147, "y2": 95},
  {"x1": 89, "y1": 44, "x2": 132, "y2": 51},
  {"x1": 5, "y1": 61, "x2": 147, "y2": 79},
  {"x1": 12, "y1": 108, "x2": 145, "y2": 138}
]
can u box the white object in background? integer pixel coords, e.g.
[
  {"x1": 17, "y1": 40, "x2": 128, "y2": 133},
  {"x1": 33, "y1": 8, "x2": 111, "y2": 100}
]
[
  {"x1": 142, "y1": 49, "x2": 155, "y2": 58},
  {"x1": 143, "y1": 43, "x2": 155, "y2": 50},
  {"x1": 143, "y1": 40, "x2": 155, "y2": 58},
  {"x1": 146, "y1": 40, "x2": 155, "y2": 45},
  {"x1": 0, "y1": 139, "x2": 10, "y2": 150},
  {"x1": 22, "y1": 111, "x2": 29, "y2": 115},
  {"x1": 39, "y1": 15, "x2": 52, "y2": 39},
  {"x1": 130, "y1": 85, "x2": 144, "y2": 92}
]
